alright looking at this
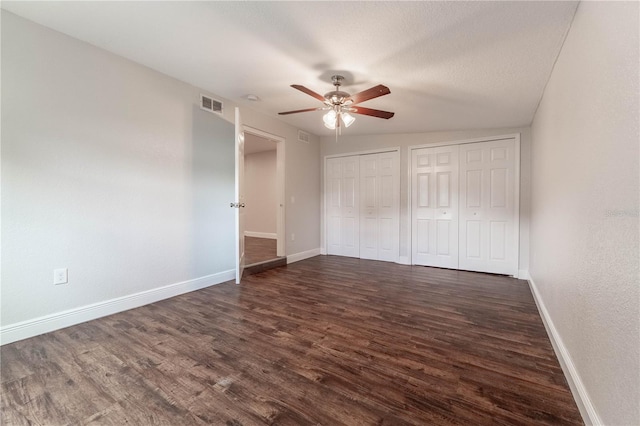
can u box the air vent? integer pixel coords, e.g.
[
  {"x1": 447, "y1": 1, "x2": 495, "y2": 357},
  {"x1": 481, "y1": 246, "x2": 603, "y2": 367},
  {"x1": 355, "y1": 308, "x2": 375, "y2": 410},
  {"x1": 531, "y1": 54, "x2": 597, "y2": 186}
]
[
  {"x1": 298, "y1": 130, "x2": 310, "y2": 143},
  {"x1": 200, "y1": 94, "x2": 223, "y2": 115}
]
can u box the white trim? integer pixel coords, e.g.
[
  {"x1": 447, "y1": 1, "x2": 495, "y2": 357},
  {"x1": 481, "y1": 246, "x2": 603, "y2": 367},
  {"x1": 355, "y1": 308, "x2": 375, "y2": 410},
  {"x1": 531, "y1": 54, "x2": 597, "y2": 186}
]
[
  {"x1": 287, "y1": 248, "x2": 321, "y2": 264},
  {"x1": 406, "y1": 144, "x2": 413, "y2": 266},
  {"x1": 242, "y1": 125, "x2": 285, "y2": 143},
  {"x1": 320, "y1": 247, "x2": 327, "y2": 255},
  {"x1": 276, "y1": 140, "x2": 285, "y2": 257},
  {"x1": 244, "y1": 231, "x2": 277, "y2": 239},
  {"x1": 324, "y1": 146, "x2": 401, "y2": 160},
  {"x1": 513, "y1": 133, "x2": 522, "y2": 276},
  {"x1": 396, "y1": 256, "x2": 411, "y2": 265},
  {"x1": 517, "y1": 269, "x2": 530, "y2": 280},
  {"x1": 0, "y1": 270, "x2": 235, "y2": 346},
  {"x1": 407, "y1": 133, "x2": 521, "y2": 152},
  {"x1": 528, "y1": 276, "x2": 602, "y2": 426}
]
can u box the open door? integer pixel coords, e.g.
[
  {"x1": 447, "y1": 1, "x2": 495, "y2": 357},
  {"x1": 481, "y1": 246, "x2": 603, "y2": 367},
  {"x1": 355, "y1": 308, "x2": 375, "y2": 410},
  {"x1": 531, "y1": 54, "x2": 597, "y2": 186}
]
[{"x1": 234, "y1": 107, "x2": 245, "y2": 283}]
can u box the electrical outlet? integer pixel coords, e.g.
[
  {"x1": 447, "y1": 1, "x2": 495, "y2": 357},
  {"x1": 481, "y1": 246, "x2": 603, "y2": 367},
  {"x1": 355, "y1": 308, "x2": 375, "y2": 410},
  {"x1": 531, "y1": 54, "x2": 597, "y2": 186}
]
[
  {"x1": 291, "y1": 233, "x2": 295, "y2": 241},
  {"x1": 54, "y1": 268, "x2": 68, "y2": 285}
]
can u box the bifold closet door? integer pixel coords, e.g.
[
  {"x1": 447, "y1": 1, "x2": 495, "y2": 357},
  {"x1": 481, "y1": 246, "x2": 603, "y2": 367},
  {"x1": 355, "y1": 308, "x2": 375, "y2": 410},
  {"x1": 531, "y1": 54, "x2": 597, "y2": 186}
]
[
  {"x1": 459, "y1": 139, "x2": 517, "y2": 275},
  {"x1": 359, "y1": 152, "x2": 400, "y2": 262},
  {"x1": 326, "y1": 156, "x2": 359, "y2": 257},
  {"x1": 411, "y1": 146, "x2": 459, "y2": 268}
]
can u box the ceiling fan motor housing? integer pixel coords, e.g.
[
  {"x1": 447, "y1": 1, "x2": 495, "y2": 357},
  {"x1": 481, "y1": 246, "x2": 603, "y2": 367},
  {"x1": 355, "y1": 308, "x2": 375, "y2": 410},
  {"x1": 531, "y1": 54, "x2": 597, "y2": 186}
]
[
  {"x1": 325, "y1": 75, "x2": 350, "y2": 105},
  {"x1": 325, "y1": 90, "x2": 350, "y2": 105}
]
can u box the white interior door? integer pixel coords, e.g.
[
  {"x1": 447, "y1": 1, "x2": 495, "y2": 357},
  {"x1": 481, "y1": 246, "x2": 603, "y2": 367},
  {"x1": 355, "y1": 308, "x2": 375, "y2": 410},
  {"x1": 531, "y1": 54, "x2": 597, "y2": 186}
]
[
  {"x1": 411, "y1": 145, "x2": 459, "y2": 268},
  {"x1": 326, "y1": 156, "x2": 359, "y2": 257},
  {"x1": 234, "y1": 107, "x2": 245, "y2": 283},
  {"x1": 359, "y1": 152, "x2": 399, "y2": 262},
  {"x1": 459, "y1": 139, "x2": 517, "y2": 275}
]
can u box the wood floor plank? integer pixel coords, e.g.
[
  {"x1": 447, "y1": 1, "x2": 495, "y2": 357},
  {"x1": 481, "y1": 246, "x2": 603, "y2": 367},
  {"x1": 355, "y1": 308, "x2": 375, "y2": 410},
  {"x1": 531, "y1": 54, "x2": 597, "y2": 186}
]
[
  {"x1": 245, "y1": 237, "x2": 279, "y2": 265},
  {"x1": 1, "y1": 256, "x2": 583, "y2": 425}
]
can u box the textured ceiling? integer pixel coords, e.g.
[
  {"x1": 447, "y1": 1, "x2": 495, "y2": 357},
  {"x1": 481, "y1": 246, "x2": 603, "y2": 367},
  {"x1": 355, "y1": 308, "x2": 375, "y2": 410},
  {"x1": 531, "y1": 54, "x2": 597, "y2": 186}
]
[{"x1": 2, "y1": 1, "x2": 578, "y2": 136}]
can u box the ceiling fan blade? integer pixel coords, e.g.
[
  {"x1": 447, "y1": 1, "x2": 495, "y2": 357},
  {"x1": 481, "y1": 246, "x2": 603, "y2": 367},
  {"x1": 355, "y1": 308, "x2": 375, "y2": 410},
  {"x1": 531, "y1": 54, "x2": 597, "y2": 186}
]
[
  {"x1": 291, "y1": 85, "x2": 326, "y2": 102},
  {"x1": 278, "y1": 107, "x2": 322, "y2": 115},
  {"x1": 346, "y1": 84, "x2": 391, "y2": 105},
  {"x1": 350, "y1": 106, "x2": 395, "y2": 119}
]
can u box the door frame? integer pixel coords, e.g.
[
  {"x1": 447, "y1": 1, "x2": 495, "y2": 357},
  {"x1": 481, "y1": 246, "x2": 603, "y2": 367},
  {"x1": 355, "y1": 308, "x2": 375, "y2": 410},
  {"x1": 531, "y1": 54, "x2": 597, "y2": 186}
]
[
  {"x1": 407, "y1": 133, "x2": 521, "y2": 276},
  {"x1": 243, "y1": 125, "x2": 286, "y2": 258},
  {"x1": 322, "y1": 147, "x2": 401, "y2": 260}
]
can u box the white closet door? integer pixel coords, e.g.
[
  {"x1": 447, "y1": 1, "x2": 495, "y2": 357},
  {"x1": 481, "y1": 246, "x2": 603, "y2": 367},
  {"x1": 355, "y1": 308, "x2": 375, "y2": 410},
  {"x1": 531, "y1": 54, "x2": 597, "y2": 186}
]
[
  {"x1": 459, "y1": 139, "x2": 517, "y2": 275},
  {"x1": 377, "y1": 152, "x2": 400, "y2": 262},
  {"x1": 359, "y1": 152, "x2": 399, "y2": 262},
  {"x1": 411, "y1": 145, "x2": 459, "y2": 268},
  {"x1": 326, "y1": 156, "x2": 359, "y2": 257},
  {"x1": 341, "y1": 157, "x2": 360, "y2": 257},
  {"x1": 360, "y1": 155, "x2": 378, "y2": 260}
]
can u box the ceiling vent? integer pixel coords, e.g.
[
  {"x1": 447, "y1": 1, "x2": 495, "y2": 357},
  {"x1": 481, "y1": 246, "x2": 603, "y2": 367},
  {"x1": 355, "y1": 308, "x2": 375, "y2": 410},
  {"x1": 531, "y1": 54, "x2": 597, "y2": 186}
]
[
  {"x1": 298, "y1": 130, "x2": 310, "y2": 143},
  {"x1": 200, "y1": 94, "x2": 223, "y2": 115}
]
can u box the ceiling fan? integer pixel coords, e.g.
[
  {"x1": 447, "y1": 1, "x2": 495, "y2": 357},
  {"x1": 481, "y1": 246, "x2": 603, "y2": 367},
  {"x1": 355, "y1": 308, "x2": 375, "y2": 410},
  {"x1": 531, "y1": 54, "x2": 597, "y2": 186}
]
[{"x1": 278, "y1": 75, "x2": 394, "y2": 130}]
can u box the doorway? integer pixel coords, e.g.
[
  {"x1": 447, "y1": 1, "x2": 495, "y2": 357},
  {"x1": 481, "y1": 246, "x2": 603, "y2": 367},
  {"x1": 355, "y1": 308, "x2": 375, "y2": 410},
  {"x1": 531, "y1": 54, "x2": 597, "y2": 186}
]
[{"x1": 242, "y1": 127, "x2": 285, "y2": 267}]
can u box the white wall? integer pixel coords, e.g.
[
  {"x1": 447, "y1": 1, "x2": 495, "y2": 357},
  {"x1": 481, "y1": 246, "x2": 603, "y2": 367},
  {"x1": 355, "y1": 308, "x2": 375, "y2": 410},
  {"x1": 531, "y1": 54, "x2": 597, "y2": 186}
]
[
  {"x1": 1, "y1": 12, "x2": 321, "y2": 342},
  {"x1": 245, "y1": 150, "x2": 277, "y2": 236},
  {"x1": 529, "y1": 2, "x2": 639, "y2": 425},
  {"x1": 320, "y1": 127, "x2": 531, "y2": 273}
]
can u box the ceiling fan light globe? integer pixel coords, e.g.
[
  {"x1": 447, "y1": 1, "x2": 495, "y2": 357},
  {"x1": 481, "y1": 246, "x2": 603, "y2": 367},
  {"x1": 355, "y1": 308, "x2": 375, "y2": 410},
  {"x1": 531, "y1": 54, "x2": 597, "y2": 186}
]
[
  {"x1": 323, "y1": 110, "x2": 337, "y2": 129},
  {"x1": 341, "y1": 112, "x2": 355, "y2": 128}
]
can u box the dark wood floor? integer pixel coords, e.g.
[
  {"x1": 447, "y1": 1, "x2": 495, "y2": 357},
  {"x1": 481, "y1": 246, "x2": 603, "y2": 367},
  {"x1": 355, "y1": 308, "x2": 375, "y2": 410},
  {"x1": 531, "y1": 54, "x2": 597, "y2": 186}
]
[
  {"x1": 245, "y1": 236, "x2": 278, "y2": 265},
  {"x1": 1, "y1": 256, "x2": 583, "y2": 425}
]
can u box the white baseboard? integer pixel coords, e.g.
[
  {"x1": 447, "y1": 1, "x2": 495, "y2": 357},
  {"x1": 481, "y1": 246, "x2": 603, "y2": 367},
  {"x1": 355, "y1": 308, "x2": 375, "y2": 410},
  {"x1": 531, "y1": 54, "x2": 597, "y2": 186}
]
[
  {"x1": 528, "y1": 276, "x2": 601, "y2": 425},
  {"x1": 244, "y1": 231, "x2": 277, "y2": 239},
  {"x1": 320, "y1": 247, "x2": 327, "y2": 255},
  {"x1": 0, "y1": 269, "x2": 235, "y2": 346},
  {"x1": 287, "y1": 248, "x2": 321, "y2": 264},
  {"x1": 518, "y1": 269, "x2": 530, "y2": 280}
]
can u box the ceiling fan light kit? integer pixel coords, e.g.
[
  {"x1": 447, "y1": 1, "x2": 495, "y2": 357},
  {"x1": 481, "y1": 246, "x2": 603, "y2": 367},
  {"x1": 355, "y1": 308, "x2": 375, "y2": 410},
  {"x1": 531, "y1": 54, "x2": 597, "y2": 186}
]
[{"x1": 279, "y1": 74, "x2": 394, "y2": 138}]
